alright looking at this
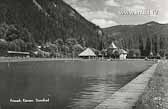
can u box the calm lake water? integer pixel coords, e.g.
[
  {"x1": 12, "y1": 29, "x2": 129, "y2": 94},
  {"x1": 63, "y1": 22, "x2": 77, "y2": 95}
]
[{"x1": 0, "y1": 60, "x2": 153, "y2": 109}]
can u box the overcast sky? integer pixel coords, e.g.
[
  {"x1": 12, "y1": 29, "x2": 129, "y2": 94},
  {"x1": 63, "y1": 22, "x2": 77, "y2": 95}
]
[{"x1": 64, "y1": 0, "x2": 168, "y2": 28}]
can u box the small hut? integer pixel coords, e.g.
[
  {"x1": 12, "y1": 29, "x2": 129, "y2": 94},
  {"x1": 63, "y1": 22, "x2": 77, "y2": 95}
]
[
  {"x1": 78, "y1": 48, "x2": 96, "y2": 59},
  {"x1": 108, "y1": 42, "x2": 117, "y2": 53},
  {"x1": 109, "y1": 42, "x2": 117, "y2": 49},
  {"x1": 119, "y1": 49, "x2": 128, "y2": 60}
]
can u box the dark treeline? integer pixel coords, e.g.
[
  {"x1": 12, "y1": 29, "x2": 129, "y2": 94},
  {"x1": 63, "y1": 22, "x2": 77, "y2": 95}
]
[
  {"x1": 0, "y1": 23, "x2": 35, "y2": 54},
  {"x1": 0, "y1": 23, "x2": 87, "y2": 58},
  {"x1": 103, "y1": 21, "x2": 168, "y2": 57}
]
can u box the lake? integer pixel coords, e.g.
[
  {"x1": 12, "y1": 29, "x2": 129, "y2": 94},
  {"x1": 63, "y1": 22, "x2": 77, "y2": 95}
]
[{"x1": 0, "y1": 59, "x2": 154, "y2": 109}]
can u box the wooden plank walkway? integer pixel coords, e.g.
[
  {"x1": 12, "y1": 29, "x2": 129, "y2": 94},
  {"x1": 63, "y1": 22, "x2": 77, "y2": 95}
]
[{"x1": 95, "y1": 63, "x2": 158, "y2": 109}]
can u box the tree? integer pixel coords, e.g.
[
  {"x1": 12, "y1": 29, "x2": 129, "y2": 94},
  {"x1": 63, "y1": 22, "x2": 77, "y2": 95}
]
[
  {"x1": 62, "y1": 44, "x2": 69, "y2": 57},
  {"x1": 5, "y1": 24, "x2": 19, "y2": 41},
  {"x1": 139, "y1": 37, "x2": 144, "y2": 56},
  {"x1": 8, "y1": 41, "x2": 20, "y2": 51},
  {"x1": 159, "y1": 49, "x2": 166, "y2": 57},
  {"x1": 0, "y1": 23, "x2": 36, "y2": 53},
  {"x1": 42, "y1": 42, "x2": 59, "y2": 57},
  {"x1": 54, "y1": 38, "x2": 64, "y2": 46},
  {"x1": 128, "y1": 49, "x2": 141, "y2": 57},
  {"x1": 54, "y1": 38, "x2": 64, "y2": 52},
  {"x1": 113, "y1": 50, "x2": 119, "y2": 59},
  {"x1": 78, "y1": 37, "x2": 86, "y2": 48},
  {"x1": 8, "y1": 39, "x2": 26, "y2": 51},
  {"x1": 165, "y1": 50, "x2": 168, "y2": 58},
  {"x1": 19, "y1": 27, "x2": 33, "y2": 42},
  {"x1": 65, "y1": 38, "x2": 78, "y2": 47},
  {"x1": 144, "y1": 37, "x2": 151, "y2": 56},
  {"x1": 26, "y1": 42, "x2": 36, "y2": 51},
  {"x1": 107, "y1": 48, "x2": 114, "y2": 58},
  {"x1": 0, "y1": 23, "x2": 9, "y2": 39},
  {"x1": 73, "y1": 44, "x2": 84, "y2": 57},
  {"x1": 65, "y1": 38, "x2": 78, "y2": 57},
  {"x1": 0, "y1": 39, "x2": 8, "y2": 55}
]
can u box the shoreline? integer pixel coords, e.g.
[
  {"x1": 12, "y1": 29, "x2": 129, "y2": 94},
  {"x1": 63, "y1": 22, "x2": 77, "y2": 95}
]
[
  {"x1": 135, "y1": 60, "x2": 168, "y2": 109},
  {"x1": 0, "y1": 57, "x2": 157, "y2": 63}
]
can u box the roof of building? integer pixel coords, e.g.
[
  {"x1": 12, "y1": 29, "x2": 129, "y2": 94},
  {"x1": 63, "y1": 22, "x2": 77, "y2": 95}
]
[
  {"x1": 8, "y1": 51, "x2": 30, "y2": 55},
  {"x1": 78, "y1": 48, "x2": 96, "y2": 57},
  {"x1": 109, "y1": 42, "x2": 117, "y2": 49},
  {"x1": 119, "y1": 49, "x2": 128, "y2": 54}
]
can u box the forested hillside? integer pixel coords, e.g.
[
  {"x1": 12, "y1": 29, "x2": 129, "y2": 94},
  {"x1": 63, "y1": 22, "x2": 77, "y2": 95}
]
[
  {"x1": 103, "y1": 21, "x2": 168, "y2": 56},
  {"x1": 0, "y1": 0, "x2": 103, "y2": 50}
]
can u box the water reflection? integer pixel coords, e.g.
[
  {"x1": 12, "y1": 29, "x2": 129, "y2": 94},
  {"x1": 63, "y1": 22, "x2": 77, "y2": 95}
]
[
  {"x1": 0, "y1": 60, "x2": 152, "y2": 109},
  {"x1": 68, "y1": 73, "x2": 139, "y2": 109}
]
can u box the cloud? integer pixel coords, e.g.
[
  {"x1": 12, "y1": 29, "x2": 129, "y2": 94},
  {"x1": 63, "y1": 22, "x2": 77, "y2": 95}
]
[
  {"x1": 130, "y1": 5, "x2": 145, "y2": 10},
  {"x1": 64, "y1": 0, "x2": 90, "y2": 8},
  {"x1": 158, "y1": 19, "x2": 168, "y2": 24},
  {"x1": 122, "y1": 0, "x2": 144, "y2": 5},
  {"x1": 135, "y1": 0, "x2": 144, "y2": 4},
  {"x1": 121, "y1": 0, "x2": 145, "y2": 10},
  {"x1": 91, "y1": 19, "x2": 118, "y2": 28},
  {"x1": 81, "y1": 9, "x2": 117, "y2": 20},
  {"x1": 105, "y1": 0, "x2": 120, "y2": 7},
  {"x1": 75, "y1": 7, "x2": 90, "y2": 14},
  {"x1": 64, "y1": 0, "x2": 79, "y2": 5},
  {"x1": 64, "y1": 0, "x2": 168, "y2": 25},
  {"x1": 74, "y1": 7, "x2": 117, "y2": 27},
  {"x1": 150, "y1": 0, "x2": 168, "y2": 18},
  {"x1": 64, "y1": 0, "x2": 118, "y2": 27}
]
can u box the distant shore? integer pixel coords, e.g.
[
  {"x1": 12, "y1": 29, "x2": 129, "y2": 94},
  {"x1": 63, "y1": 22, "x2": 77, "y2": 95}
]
[{"x1": 0, "y1": 57, "x2": 157, "y2": 63}]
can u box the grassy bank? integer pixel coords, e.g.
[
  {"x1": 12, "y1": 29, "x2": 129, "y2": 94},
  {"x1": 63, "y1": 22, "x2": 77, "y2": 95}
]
[{"x1": 135, "y1": 61, "x2": 168, "y2": 109}]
